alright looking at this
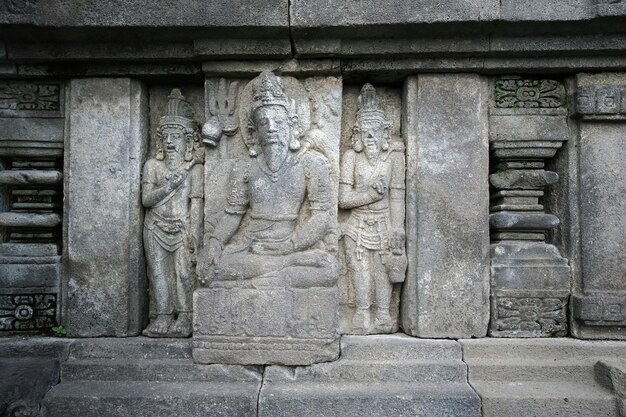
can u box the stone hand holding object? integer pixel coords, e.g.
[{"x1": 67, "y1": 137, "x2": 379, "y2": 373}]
[
  {"x1": 370, "y1": 177, "x2": 388, "y2": 199},
  {"x1": 201, "y1": 116, "x2": 223, "y2": 147}
]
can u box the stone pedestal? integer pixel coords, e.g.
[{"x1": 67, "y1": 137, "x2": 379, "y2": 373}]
[
  {"x1": 193, "y1": 286, "x2": 339, "y2": 365},
  {"x1": 488, "y1": 77, "x2": 571, "y2": 337},
  {"x1": 64, "y1": 78, "x2": 148, "y2": 337},
  {"x1": 571, "y1": 73, "x2": 626, "y2": 339},
  {"x1": 401, "y1": 74, "x2": 490, "y2": 338}
]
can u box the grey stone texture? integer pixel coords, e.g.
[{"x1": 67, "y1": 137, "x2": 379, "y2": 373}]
[
  {"x1": 572, "y1": 73, "x2": 626, "y2": 339},
  {"x1": 401, "y1": 74, "x2": 490, "y2": 338},
  {"x1": 0, "y1": 337, "x2": 70, "y2": 417},
  {"x1": 259, "y1": 335, "x2": 481, "y2": 417},
  {"x1": 64, "y1": 78, "x2": 148, "y2": 337},
  {"x1": 43, "y1": 338, "x2": 262, "y2": 417},
  {"x1": 596, "y1": 360, "x2": 626, "y2": 416},
  {"x1": 572, "y1": 73, "x2": 626, "y2": 340},
  {"x1": 462, "y1": 338, "x2": 626, "y2": 417},
  {"x1": 1, "y1": 0, "x2": 289, "y2": 38}
]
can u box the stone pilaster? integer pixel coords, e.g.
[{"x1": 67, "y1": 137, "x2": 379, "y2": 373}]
[
  {"x1": 64, "y1": 79, "x2": 148, "y2": 337},
  {"x1": 0, "y1": 80, "x2": 64, "y2": 333},
  {"x1": 401, "y1": 74, "x2": 490, "y2": 338},
  {"x1": 571, "y1": 73, "x2": 626, "y2": 339},
  {"x1": 488, "y1": 77, "x2": 571, "y2": 337}
]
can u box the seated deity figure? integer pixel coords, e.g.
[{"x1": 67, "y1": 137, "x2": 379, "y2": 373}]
[
  {"x1": 339, "y1": 84, "x2": 406, "y2": 334},
  {"x1": 200, "y1": 71, "x2": 336, "y2": 287},
  {"x1": 142, "y1": 89, "x2": 203, "y2": 337}
]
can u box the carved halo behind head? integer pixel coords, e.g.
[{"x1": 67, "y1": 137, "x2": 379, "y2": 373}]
[{"x1": 240, "y1": 71, "x2": 311, "y2": 157}]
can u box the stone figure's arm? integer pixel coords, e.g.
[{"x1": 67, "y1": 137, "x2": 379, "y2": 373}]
[
  {"x1": 202, "y1": 164, "x2": 248, "y2": 263},
  {"x1": 389, "y1": 150, "x2": 406, "y2": 253},
  {"x1": 189, "y1": 165, "x2": 204, "y2": 254},
  {"x1": 290, "y1": 155, "x2": 332, "y2": 251},
  {"x1": 208, "y1": 212, "x2": 242, "y2": 248},
  {"x1": 338, "y1": 150, "x2": 385, "y2": 209},
  {"x1": 141, "y1": 160, "x2": 187, "y2": 208}
]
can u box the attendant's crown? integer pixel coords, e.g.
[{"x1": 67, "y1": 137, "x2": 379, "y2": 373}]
[
  {"x1": 356, "y1": 84, "x2": 387, "y2": 124},
  {"x1": 160, "y1": 88, "x2": 196, "y2": 131}
]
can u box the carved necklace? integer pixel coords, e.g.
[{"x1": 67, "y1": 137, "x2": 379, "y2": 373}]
[{"x1": 257, "y1": 153, "x2": 288, "y2": 183}]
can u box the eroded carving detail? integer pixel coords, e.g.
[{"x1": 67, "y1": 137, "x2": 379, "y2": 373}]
[
  {"x1": 575, "y1": 86, "x2": 626, "y2": 120},
  {"x1": 0, "y1": 81, "x2": 60, "y2": 112},
  {"x1": 142, "y1": 89, "x2": 204, "y2": 338},
  {"x1": 495, "y1": 79, "x2": 566, "y2": 108},
  {"x1": 339, "y1": 84, "x2": 406, "y2": 334},
  {"x1": 0, "y1": 294, "x2": 56, "y2": 331},
  {"x1": 573, "y1": 294, "x2": 626, "y2": 325},
  {"x1": 494, "y1": 296, "x2": 567, "y2": 336},
  {"x1": 5, "y1": 0, "x2": 36, "y2": 14},
  {"x1": 205, "y1": 78, "x2": 240, "y2": 143}
]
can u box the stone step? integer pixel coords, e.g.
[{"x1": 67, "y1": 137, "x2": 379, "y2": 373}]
[
  {"x1": 259, "y1": 381, "x2": 481, "y2": 417},
  {"x1": 467, "y1": 358, "x2": 595, "y2": 382},
  {"x1": 67, "y1": 337, "x2": 191, "y2": 360},
  {"x1": 473, "y1": 381, "x2": 619, "y2": 417},
  {"x1": 340, "y1": 334, "x2": 461, "y2": 361},
  {"x1": 461, "y1": 338, "x2": 626, "y2": 362},
  {"x1": 44, "y1": 380, "x2": 260, "y2": 417},
  {"x1": 267, "y1": 359, "x2": 467, "y2": 383},
  {"x1": 61, "y1": 359, "x2": 261, "y2": 382},
  {"x1": 258, "y1": 335, "x2": 480, "y2": 417}
]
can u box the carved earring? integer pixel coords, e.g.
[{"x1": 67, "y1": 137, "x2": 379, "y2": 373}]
[
  {"x1": 184, "y1": 135, "x2": 194, "y2": 161},
  {"x1": 289, "y1": 137, "x2": 301, "y2": 151},
  {"x1": 381, "y1": 136, "x2": 389, "y2": 151},
  {"x1": 156, "y1": 140, "x2": 165, "y2": 160},
  {"x1": 352, "y1": 129, "x2": 363, "y2": 152}
]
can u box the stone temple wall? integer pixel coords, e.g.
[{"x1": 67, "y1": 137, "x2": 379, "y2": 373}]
[{"x1": 1, "y1": 1, "x2": 626, "y2": 416}]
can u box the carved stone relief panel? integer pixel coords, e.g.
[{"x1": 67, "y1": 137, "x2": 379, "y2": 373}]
[
  {"x1": 488, "y1": 76, "x2": 571, "y2": 338},
  {"x1": 0, "y1": 80, "x2": 64, "y2": 334},
  {"x1": 338, "y1": 84, "x2": 406, "y2": 335},
  {"x1": 143, "y1": 86, "x2": 205, "y2": 338},
  {"x1": 193, "y1": 71, "x2": 342, "y2": 365}
]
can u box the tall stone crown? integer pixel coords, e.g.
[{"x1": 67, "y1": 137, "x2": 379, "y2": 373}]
[
  {"x1": 356, "y1": 83, "x2": 387, "y2": 124},
  {"x1": 160, "y1": 88, "x2": 196, "y2": 131},
  {"x1": 251, "y1": 70, "x2": 290, "y2": 115}
]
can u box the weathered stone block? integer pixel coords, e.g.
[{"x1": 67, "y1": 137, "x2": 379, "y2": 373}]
[
  {"x1": 401, "y1": 74, "x2": 490, "y2": 338},
  {"x1": 259, "y1": 335, "x2": 481, "y2": 417},
  {"x1": 573, "y1": 73, "x2": 626, "y2": 340},
  {"x1": 64, "y1": 78, "x2": 148, "y2": 337},
  {"x1": 193, "y1": 287, "x2": 340, "y2": 365}
]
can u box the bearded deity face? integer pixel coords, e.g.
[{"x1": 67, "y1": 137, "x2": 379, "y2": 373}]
[
  {"x1": 253, "y1": 105, "x2": 292, "y2": 172},
  {"x1": 161, "y1": 125, "x2": 186, "y2": 155},
  {"x1": 355, "y1": 119, "x2": 388, "y2": 157}
]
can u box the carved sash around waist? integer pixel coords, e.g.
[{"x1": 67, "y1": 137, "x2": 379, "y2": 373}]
[{"x1": 144, "y1": 210, "x2": 189, "y2": 252}]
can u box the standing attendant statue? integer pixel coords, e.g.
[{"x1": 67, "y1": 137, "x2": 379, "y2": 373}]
[
  {"x1": 142, "y1": 89, "x2": 203, "y2": 337},
  {"x1": 339, "y1": 84, "x2": 407, "y2": 334}
]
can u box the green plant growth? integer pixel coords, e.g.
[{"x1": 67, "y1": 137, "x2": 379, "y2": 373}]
[{"x1": 51, "y1": 325, "x2": 67, "y2": 337}]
